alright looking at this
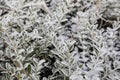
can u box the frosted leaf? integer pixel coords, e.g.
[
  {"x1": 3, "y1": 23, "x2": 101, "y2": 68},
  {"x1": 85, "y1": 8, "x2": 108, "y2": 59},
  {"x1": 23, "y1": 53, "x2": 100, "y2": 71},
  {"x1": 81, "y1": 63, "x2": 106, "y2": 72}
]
[
  {"x1": 27, "y1": 46, "x2": 34, "y2": 54},
  {"x1": 61, "y1": 69, "x2": 69, "y2": 77},
  {"x1": 18, "y1": 49, "x2": 25, "y2": 54},
  {"x1": 61, "y1": 61, "x2": 69, "y2": 66}
]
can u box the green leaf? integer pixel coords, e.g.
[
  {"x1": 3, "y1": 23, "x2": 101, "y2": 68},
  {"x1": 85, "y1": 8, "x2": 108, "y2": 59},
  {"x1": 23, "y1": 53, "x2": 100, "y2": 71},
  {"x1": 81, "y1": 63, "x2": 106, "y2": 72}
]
[{"x1": 26, "y1": 64, "x2": 32, "y2": 76}]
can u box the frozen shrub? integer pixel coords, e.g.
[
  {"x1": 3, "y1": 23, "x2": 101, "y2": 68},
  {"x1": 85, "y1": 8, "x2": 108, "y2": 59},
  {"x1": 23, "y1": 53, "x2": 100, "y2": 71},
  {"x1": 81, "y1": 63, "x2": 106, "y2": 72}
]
[{"x1": 0, "y1": 0, "x2": 120, "y2": 80}]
